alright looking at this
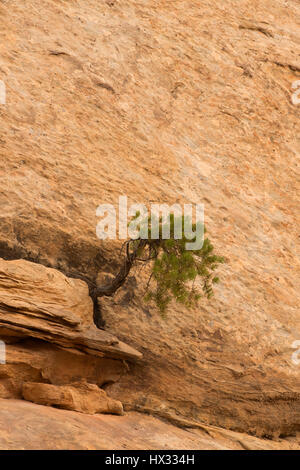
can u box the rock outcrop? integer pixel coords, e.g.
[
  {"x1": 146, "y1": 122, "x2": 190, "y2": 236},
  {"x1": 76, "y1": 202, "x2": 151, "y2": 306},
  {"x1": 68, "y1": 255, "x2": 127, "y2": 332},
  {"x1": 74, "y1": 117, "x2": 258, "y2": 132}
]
[
  {"x1": 0, "y1": 258, "x2": 141, "y2": 408},
  {"x1": 0, "y1": 258, "x2": 141, "y2": 361},
  {"x1": 0, "y1": 0, "x2": 299, "y2": 446},
  {"x1": 0, "y1": 399, "x2": 298, "y2": 450},
  {"x1": 22, "y1": 381, "x2": 124, "y2": 415}
]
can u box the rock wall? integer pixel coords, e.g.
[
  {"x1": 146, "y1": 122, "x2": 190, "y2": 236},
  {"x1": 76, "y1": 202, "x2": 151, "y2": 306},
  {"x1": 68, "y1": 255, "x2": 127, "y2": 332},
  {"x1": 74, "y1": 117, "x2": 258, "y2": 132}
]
[
  {"x1": 2, "y1": 398, "x2": 298, "y2": 450},
  {"x1": 0, "y1": 0, "x2": 299, "y2": 441},
  {"x1": 0, "y1": 258, "x2": 140, "y2": 414}
]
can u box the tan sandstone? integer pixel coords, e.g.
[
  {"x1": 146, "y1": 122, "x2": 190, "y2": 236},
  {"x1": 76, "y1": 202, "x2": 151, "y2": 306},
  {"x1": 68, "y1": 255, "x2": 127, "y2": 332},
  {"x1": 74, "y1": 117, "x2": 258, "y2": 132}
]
[
  {"x1": 0, "y1": 399, "x2": 299, "y2": 450},
  {"x1": 0, "y1": 0, "x2": 299, "y2": 447},
  {"x1": 22, "y1": 381, "x2": 124, "y2": 415}
]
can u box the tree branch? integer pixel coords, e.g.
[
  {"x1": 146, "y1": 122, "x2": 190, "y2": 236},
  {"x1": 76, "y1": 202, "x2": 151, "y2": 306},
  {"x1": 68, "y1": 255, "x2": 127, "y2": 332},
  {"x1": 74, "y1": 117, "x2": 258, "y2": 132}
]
[{"x1": 92, "y1": 239, "x2": 148, "y2": 298}]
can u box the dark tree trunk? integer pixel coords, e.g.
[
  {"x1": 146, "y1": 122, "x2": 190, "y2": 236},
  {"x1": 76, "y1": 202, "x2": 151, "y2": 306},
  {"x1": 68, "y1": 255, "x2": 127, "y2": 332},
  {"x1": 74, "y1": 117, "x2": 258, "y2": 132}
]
[
  {"x1": 91, "y1": 239, "x2": 147, "y2": 298},
  {"x1": 90, "y1": 239, "x2": 148, "y2": 329}
]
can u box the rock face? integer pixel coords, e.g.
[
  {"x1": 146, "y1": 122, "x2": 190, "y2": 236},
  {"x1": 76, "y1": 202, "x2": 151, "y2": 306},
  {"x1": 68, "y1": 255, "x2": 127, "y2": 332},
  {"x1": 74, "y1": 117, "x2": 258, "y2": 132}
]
[
  {"x1": 22, "y1": 381, "x2": 124, "y2": 415},
  {"x1": 0, "y1": 258, "x2": 141, "y2": 409},
  {"x1": 0, "y1": 399, "x2": 298, "y2": 450},
  {"x1": 0, "y1": 0, "x2": 299, "y2": 445},
  {"x1": 0, "y1": 258, "x2": 141, "y2": 361}
]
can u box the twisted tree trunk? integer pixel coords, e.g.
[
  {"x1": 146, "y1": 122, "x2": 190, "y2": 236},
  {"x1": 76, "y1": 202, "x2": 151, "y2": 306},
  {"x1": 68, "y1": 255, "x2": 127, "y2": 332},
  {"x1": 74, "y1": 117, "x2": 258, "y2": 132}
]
[
  {"x1": 90, "y1": 239, "x2": 148, "y2": 328},
  {"x1": 66, "y1": 239, "x2": 154, "y2": 329},
  {"x1": 91, "y1": 239, "x2": 146, "y2": 298}
]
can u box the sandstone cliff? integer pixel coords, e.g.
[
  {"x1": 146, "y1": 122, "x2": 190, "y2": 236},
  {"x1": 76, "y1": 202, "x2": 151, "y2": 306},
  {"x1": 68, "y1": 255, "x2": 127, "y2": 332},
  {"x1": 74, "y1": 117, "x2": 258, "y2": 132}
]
[{"x1": 0, "y1": 0, "x2": 299, "y2": 449}]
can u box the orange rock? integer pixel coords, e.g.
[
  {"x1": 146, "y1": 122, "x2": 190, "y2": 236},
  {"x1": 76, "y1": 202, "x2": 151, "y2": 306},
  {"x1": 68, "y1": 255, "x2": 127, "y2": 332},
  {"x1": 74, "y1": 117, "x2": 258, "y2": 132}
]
[
  {"x1": 0, "y1": 258, "x2": 141, "y2": 362},
  {"x1": 22, "y1": 381, "x2": 124, "y2": 415},
  {"x1": 0, "y1": 398, "x2": 298, "y2": 450},
  {"x1": 0, "y1": 0, "x2": 299, "y2": 443}
]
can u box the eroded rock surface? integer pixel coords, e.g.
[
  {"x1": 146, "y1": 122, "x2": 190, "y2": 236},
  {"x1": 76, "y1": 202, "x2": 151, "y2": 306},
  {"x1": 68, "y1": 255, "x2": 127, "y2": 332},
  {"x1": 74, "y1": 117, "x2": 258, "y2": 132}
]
[
  {"x1": 0, "y1": 258, "x2": 141, "y2": 362},
  {"x1": 0, "y1": 399, "x2": 298, "y2": 450},
  {"x1": 0, "y1": 258, "x2": 140, "y2": 409},
  {"x1": 0, "y1": 0, "x2": 299, "y2": 442},
  {"x1": 22, "y1": 381, "x2": 124, "y2": 415}
]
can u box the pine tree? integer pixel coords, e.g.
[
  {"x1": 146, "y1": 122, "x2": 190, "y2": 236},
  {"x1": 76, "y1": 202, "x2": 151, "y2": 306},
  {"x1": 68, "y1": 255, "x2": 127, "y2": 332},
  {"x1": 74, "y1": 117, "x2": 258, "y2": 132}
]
[{"x1": 93, "y1": 212, "x2": 225, "y2": 317}]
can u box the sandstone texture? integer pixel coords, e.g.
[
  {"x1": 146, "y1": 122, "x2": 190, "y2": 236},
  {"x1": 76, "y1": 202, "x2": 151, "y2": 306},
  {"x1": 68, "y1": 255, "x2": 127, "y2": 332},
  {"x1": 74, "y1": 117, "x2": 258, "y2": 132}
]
[
  {"x1": 22, "y1": 381, "x2": 124, "y2": 415},
  {"x1": 0, "y1": 257, "x2": 141, "y2": 361},
  {"x1": 0, "y1": 258, "x2": 140, "y2": 412},
  {"x1": 0, "y1": 0, "x2": 299, "y2": 448},
  {"x1": 0, "y1": 399, "x2": 298, "y2": 450}
]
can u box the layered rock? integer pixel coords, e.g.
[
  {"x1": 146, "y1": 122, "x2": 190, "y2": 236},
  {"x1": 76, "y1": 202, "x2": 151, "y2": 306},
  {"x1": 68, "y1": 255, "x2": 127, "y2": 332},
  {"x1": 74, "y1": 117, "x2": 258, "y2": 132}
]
[
  {"x1": 0, "y1": 0, "x2": 299, "y2": 442},
  {"x1": 0, "y1": 399, "x2": 298, "y2": 450},
  {"x1": 0, "y1": 258, "x2": 141, "y2": 407},
  {"x1": 0, "y1": 258, "x2": 141, "y2": 361},
  {"x1": 22, "y1": 381, "x2": 124, "y2": 415}
]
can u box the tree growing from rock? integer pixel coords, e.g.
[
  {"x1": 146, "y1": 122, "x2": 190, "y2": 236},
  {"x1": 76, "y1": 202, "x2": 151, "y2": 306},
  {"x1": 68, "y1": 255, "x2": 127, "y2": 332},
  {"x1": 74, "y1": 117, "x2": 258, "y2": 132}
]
[{"x1": 91, "y1": 213, "x2": 225, "y2": 328}]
